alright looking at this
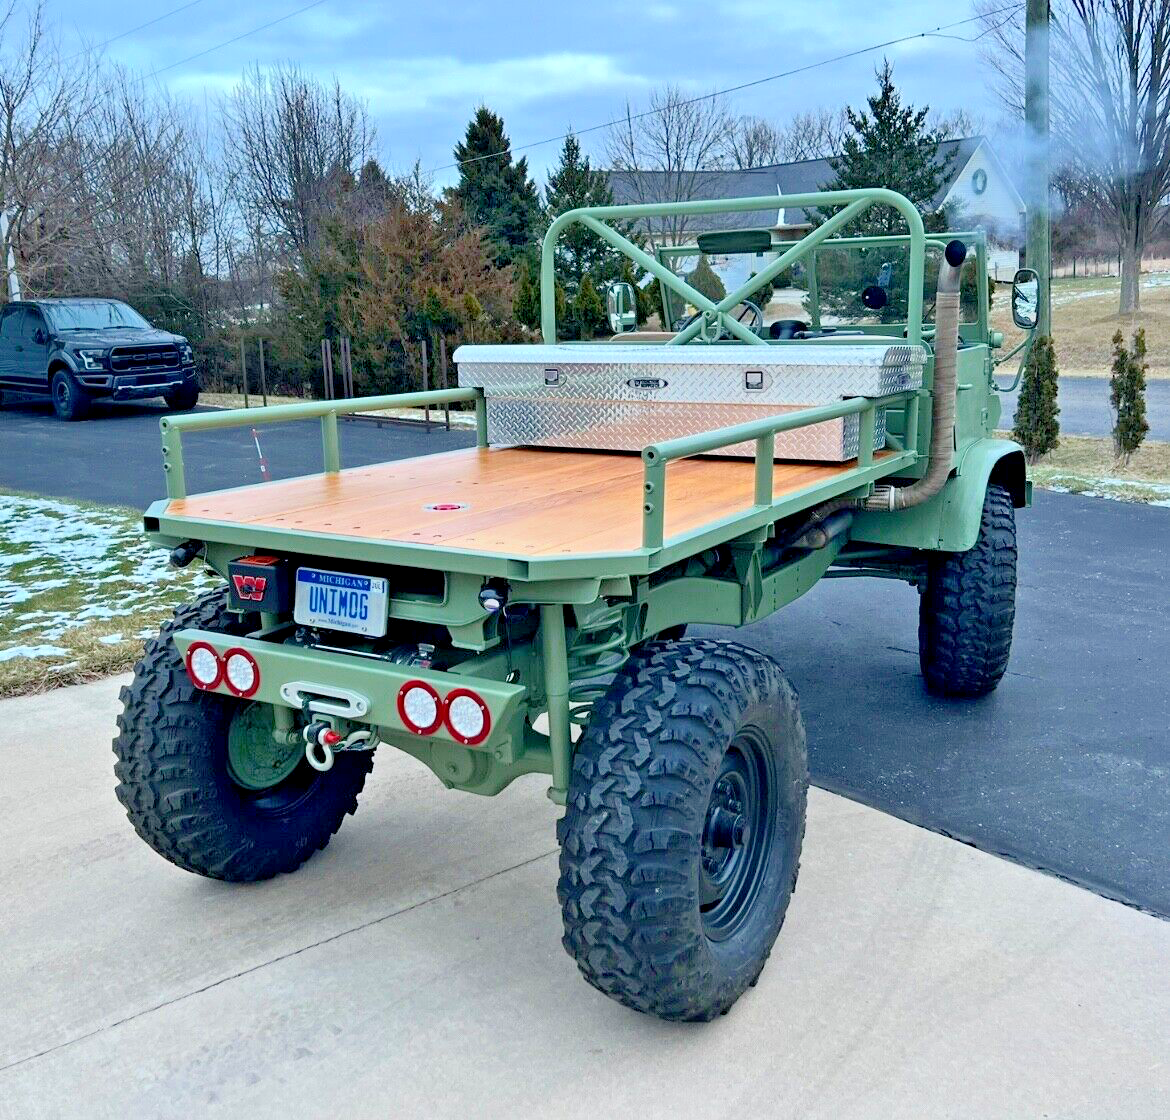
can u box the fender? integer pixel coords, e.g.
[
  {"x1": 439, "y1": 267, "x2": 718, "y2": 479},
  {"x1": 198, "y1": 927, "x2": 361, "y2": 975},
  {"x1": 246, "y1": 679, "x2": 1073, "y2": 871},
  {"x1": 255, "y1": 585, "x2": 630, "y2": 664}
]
[{"x1": 851, "y1": 437, "x2": 1029, "y2": 553}]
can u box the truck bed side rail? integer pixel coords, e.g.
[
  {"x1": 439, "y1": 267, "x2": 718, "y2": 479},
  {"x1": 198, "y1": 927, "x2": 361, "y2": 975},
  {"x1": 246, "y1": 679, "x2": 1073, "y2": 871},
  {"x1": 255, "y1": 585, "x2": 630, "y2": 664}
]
[
  {"x1": 640, "y1": 391, "x2": 917, "y2": 550},
  {"x1": 159, "y1": 387, "x2": 486, "y2": 500}
]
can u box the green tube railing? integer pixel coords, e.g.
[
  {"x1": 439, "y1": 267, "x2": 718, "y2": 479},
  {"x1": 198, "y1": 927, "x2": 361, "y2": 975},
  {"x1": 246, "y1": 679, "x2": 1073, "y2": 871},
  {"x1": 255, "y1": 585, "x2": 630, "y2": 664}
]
[
  {"x1": 540, "y1": 188, "x2": 926, "y2": 347},
  {"x1": 638, "y1": 392, "x2": 913, "y2": 550},
  {"x1": 159, "y1": 387, "x2": 485, "y2": 500}
]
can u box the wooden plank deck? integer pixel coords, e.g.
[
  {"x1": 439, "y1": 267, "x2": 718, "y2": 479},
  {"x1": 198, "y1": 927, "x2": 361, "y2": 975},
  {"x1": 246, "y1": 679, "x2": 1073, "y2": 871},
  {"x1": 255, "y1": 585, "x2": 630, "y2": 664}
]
[{"x1": 167, "y1": 446, "x2": 871, "y2": 557}]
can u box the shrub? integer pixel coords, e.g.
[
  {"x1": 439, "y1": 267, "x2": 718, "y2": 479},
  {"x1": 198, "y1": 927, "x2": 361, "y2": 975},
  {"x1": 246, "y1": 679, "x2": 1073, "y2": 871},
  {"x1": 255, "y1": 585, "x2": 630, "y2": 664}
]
[
  {"x1": 1110, "y1": 328, "x2": 1150, "y2": 464},
  {"x1": 686, "y1": 253, "x2": 726, "y2": 304},
  {"x1": 1012, "y1": 335, "x2": 1060, "y2": 464}
]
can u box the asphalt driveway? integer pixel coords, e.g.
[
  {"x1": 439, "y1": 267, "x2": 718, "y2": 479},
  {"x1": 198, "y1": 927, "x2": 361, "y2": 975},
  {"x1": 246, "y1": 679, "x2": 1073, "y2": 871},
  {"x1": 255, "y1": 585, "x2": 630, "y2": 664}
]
[
  {"x1": 0, "y1": 397, "x2": 474, "y2": 508},
  {"x1": 1000, "y1": 374, "x2": 1169, "y2": 439}
]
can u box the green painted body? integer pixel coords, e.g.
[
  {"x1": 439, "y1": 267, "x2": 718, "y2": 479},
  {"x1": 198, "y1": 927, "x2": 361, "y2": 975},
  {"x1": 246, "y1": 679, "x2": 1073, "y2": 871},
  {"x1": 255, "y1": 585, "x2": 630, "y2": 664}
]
[{"x1": 145, "y1": 189, "x2": 1029, "y2": 802}]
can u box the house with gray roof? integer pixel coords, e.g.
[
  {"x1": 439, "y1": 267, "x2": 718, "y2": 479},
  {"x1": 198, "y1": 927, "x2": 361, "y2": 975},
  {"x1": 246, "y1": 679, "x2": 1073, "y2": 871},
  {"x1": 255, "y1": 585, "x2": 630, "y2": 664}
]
[{"x1": 607, "y1": 137, "x2": 1024, "y2": 276}]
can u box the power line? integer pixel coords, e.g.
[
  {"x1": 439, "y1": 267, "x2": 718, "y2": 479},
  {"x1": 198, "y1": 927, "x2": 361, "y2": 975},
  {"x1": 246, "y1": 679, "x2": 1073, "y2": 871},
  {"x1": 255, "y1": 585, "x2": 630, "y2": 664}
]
[
  {"x1": 147, "y1": 0, "x2": 331, "y2": 78},
  {"x1": 424, "y1": 4, "x2": 1023, "y2": 176},
  {"x1": 62, "y1": 2, "x2": 208, "y2": 64}
]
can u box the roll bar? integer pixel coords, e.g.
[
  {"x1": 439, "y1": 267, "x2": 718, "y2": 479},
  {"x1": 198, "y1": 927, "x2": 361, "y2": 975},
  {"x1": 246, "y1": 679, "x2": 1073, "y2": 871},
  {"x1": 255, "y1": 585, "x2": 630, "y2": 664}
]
[{"x1": 540, "y1": 189, "x2": 927, "y2": 347}]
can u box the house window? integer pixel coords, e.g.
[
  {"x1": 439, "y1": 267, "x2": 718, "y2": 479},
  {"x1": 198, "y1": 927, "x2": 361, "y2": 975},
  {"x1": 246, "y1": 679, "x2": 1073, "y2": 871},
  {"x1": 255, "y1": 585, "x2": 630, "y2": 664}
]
[{"x1": 971, "y1": 168, "x2": 988, "y2": 196}]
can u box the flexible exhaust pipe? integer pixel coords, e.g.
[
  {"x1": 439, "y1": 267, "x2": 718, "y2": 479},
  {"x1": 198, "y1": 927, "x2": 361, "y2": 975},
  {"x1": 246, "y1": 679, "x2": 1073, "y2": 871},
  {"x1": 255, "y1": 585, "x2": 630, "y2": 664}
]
[
  {"x1": 784, "y1": 239, "x2": 967, "y2": 544},
  {"x1": 863, "y1": 238, "x2": 966, "y2": 511}
]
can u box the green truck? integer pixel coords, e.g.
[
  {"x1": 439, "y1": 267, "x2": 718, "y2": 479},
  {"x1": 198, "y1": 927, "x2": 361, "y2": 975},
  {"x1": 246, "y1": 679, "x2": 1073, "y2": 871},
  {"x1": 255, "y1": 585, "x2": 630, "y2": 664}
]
[{"x1": 114, "y1": 189, "x2": 1036, "y2": 1022}]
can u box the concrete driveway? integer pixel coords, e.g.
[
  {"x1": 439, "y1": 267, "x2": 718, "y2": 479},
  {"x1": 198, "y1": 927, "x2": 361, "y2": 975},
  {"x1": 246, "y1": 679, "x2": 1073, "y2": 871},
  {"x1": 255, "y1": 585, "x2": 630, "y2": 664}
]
[{"x1": 1, "y1": 678, "x2": 1168, "y2": 1119}]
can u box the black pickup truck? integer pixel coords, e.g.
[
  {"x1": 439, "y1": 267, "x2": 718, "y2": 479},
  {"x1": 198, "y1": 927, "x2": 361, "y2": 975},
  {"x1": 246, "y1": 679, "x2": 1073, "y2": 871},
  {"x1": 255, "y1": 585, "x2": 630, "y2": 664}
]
[{"x1": 0, "y1": 298, "x2": 198, "y2": 420}]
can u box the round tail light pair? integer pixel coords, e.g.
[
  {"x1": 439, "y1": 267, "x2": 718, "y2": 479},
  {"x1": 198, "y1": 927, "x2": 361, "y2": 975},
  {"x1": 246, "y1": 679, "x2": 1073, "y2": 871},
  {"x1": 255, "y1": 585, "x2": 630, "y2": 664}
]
[
  {"x1": 184, "y1": 642, "x2": 260, "y2": 698},
  {"x1": 396, "y1": 681, "x2": 491, "y2": 745}
]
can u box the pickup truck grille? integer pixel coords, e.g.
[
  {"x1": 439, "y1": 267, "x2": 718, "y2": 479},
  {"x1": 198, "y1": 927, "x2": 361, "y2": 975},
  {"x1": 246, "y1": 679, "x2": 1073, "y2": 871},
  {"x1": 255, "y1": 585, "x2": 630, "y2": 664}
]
[{"x1": 109, "y1": 344, "x2": 181, "y2": 372}]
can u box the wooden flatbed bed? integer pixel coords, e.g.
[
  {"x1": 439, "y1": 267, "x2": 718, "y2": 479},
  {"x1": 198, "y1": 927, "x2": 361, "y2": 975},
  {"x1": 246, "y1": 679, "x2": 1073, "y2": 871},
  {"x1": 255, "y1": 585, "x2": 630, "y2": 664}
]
[{"x1": 167, "y1": 445, "x2": 874, "y2": 558}]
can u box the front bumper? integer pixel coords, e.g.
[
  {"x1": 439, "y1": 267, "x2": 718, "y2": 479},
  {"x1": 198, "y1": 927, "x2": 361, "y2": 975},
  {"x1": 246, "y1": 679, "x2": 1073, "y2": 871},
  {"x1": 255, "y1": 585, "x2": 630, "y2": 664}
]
[
  {"x1": 173, "y1": 629, "x2": 529, "y2": 759},
  {"x1": 77, "y1": 366, "x2": 196, "y2": 400}
]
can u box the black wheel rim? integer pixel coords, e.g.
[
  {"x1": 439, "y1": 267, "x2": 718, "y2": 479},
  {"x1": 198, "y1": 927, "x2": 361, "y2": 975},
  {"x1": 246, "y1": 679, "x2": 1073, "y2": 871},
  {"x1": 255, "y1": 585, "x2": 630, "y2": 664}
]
[
  {"x1": 54, "y1": 379, "x2": 69, "y2": 407},
  {"x1": 224, "y1": 702, "x2": 323, "y2": 817},
  {"x1": 699, "y1": 727, "x2": 778, "y2": 941}
]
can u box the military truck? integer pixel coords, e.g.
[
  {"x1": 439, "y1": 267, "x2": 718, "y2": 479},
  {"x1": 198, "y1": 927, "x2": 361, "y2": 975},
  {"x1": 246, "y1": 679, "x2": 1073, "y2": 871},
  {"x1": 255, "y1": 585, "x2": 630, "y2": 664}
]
[{"x1": 114, "y1": 188, "x2": 1036, "y2": 1021}]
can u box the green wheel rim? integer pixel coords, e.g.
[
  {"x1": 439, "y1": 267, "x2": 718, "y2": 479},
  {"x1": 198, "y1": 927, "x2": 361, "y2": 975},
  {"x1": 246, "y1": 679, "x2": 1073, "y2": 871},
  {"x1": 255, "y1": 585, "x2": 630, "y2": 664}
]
[{"x1": 226, "y1": 703, "x2": 303, "y2": 791}]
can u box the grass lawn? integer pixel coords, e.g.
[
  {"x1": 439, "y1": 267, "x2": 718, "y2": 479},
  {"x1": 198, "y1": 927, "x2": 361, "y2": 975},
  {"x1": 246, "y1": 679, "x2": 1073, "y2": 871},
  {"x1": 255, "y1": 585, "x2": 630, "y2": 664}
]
[
  {"x1": 1021, "y1": 435, "x2": 1170, "y2": 505},
  {"x1": 992, "y1": 272, "x2": 1170, "y2": 378},
  {"x1": 0, "y1": 492, "x2": 216, "y2": 697}
]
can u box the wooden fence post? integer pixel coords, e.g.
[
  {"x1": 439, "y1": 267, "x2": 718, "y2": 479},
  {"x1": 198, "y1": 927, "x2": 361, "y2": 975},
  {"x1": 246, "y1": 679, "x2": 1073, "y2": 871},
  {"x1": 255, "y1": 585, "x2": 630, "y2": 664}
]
[
  {"x1": 439, "y1": 336, "x2": 451, "y2": 430},
  {"x1": 321, "y1": 339, "x2": 333, "y2": 400},
  {"x1": 420, "y1": 338, "x2": 430, "y2": 432},
  {"x1": 257, "y1": 338, "x2": 269, "y2": 406}
]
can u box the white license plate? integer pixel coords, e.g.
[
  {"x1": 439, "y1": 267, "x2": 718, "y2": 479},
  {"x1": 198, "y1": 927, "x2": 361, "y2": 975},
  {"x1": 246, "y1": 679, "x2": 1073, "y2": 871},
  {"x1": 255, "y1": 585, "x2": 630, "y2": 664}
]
[{"x1": 294, "y1": 568, "x2": 388, "y2": 637}]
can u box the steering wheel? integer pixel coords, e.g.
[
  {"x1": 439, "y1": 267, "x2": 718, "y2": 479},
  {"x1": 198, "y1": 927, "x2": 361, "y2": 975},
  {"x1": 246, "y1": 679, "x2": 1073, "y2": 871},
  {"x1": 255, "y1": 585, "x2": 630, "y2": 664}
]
[{"x1": 675, "y1": 300, "x2": 764, "y2": 339}]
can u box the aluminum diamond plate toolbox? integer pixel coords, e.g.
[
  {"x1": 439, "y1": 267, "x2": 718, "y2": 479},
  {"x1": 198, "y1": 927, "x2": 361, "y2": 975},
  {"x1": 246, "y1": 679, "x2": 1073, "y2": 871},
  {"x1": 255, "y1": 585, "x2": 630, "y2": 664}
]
[{"x1": 454, "y1": 343, "x2": 924, "y2": 461}]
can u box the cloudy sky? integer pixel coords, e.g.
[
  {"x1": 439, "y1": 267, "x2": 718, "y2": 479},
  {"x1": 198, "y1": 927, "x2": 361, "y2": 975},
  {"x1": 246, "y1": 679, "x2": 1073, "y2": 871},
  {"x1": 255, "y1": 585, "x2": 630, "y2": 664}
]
[{"x1": 47, "y1": 0, "x2": 1010, "y2": 187}]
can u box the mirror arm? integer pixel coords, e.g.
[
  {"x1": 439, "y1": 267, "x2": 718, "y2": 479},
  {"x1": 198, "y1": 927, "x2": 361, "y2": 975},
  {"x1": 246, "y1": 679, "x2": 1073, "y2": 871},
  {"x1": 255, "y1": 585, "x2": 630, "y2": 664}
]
[{"x1": 991, "y1": 329, "x2": 1036, "y2": 393}]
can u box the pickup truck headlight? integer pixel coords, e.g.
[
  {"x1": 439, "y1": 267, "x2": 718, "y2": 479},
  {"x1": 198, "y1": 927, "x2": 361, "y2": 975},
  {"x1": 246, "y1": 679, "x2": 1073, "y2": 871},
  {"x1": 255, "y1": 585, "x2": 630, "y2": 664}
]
[
  {"x1": 76, "y1": 349, "x2": 108, "y2": 371},
  {"x1": 178, "y1": 343, "x2": 193, "y2": 365}
]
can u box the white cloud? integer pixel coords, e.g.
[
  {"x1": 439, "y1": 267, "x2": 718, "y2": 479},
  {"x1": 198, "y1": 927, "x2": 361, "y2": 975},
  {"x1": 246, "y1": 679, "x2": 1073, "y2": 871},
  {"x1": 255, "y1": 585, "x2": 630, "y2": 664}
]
[{"x1": 346, "y1": 52, "x2": 645, "y2": 115}]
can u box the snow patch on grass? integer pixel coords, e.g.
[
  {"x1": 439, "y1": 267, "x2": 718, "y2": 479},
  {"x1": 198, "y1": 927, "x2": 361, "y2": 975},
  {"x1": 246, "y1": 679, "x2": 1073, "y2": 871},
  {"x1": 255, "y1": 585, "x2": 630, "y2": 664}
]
[{"x1": 1, "y1": 493, "x2": 215, "y2": 694}]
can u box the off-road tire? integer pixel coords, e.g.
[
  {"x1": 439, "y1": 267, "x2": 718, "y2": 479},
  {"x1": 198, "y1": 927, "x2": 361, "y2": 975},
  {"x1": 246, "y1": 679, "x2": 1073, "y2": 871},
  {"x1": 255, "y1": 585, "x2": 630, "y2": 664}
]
[
  {"x1": 558, "y1": 638, "x2": 807, "y2": 1022},
  {"x1": 113, "y1": 588, "x2": 374, "y2": 881},
  {"x1": 51, "y1": 369, "x2": 91, "y2": 421},
  {"x1": 164, "y1": 382, "x2": 200, "y2": 411},
  {"x1": 919, "y1": 483, "x2": 1017, "y2": 698}
]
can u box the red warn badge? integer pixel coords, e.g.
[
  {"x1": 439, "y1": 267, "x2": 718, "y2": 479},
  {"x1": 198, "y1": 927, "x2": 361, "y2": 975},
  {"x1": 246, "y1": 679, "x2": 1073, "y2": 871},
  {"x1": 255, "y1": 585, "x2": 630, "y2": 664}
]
[{"x1": 231, "y1": 573, "x2": 268, "y2": 601}]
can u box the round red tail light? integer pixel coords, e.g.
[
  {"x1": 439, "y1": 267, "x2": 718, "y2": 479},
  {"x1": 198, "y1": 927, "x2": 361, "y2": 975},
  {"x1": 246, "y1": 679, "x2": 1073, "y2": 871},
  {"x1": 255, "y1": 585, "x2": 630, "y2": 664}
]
[
  {"x1": 185, "y1": 641, "x2": 223, "y2": 689},
  {"x1": 397, "y1": 680, "x2": 443, "y2": 735},
  {"x1": 221, "y1": 647, "x2": 260, "y2": 698},
  {"x1": 444, "y1": 688, "x2": 491, "y2": 745}
]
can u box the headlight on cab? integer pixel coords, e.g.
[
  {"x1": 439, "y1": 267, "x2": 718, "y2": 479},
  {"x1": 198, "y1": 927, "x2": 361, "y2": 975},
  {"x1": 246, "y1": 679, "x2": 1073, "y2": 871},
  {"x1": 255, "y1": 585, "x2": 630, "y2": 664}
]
[{"x1": 178, "y1": 343, "x2": 193, "y2": 364}]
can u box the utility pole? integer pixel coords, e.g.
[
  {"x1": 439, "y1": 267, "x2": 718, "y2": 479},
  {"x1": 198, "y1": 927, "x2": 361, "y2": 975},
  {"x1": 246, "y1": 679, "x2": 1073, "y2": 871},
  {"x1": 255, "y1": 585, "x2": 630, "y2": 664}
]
[{"x1": 1025, "y1": 0, "x2": 1052, "y2": 336}]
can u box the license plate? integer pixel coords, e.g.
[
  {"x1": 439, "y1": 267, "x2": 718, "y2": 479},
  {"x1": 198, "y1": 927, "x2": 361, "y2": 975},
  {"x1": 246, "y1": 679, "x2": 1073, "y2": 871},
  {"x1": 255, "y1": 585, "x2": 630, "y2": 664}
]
[{"x1": 294, "y1": 568, "x2": 388, "y2": 637}]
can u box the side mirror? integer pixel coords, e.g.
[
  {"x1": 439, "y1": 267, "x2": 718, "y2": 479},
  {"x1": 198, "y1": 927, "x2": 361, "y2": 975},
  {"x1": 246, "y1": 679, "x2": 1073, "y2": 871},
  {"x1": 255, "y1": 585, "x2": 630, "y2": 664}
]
[
  {"x1": 1011, "y1": 268, "x2": 1039, "y2": 330},
  {"x1": 605, "y1": 281, "x2": 637, "y2": 334},
  {"x1": 34, "y1": 328, "x2": 46, "y2": 345}
]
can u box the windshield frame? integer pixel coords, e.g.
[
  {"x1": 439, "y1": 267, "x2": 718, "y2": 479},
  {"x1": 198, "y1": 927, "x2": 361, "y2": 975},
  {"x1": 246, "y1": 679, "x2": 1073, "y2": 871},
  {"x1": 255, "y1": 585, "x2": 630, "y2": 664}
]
[{"x1": 42, "y1": 300, "x2": 152, "y2": 332}]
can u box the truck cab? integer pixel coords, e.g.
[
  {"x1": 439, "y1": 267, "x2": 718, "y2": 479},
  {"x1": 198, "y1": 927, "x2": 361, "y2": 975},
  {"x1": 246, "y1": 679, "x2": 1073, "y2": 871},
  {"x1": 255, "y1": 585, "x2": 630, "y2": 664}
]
[{"x1": 0, "y1": 298, "x2": 198, "y2": 420}]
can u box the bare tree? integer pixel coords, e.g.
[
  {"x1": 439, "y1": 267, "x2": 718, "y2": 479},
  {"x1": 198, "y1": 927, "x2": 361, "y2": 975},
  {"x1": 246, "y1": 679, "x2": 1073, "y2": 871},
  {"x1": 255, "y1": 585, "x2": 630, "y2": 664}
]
[
  {"x1": 776, "y1": 108, "x2": 850, "y2": 162},
  {"x1": 722, "y1": 116, "x2": 784, "y2": 168},
  {"x1": 223, "y1": 63, "x2": 374, "y2": 262},
  {"x1": 606, "y1": 85, "x2": 732, "y2": 244},
  {"x1": 979, "y1": 0, "x2": 1170, "y2": 312},
  {"x1": 0, "y1": 1, "x2": 98, "y2": 295}
]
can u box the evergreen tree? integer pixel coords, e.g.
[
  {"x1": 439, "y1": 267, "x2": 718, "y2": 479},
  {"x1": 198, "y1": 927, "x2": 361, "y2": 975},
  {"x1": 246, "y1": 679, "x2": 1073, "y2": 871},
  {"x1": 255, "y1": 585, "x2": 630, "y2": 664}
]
[
  {"x1": 1110, "y1": 328, "x2": 1150, "y2": 464},
  {"x1": 446, "y1": 107, "x2": 540, "y2": 267},
  {"x1": 687, "y1": 254, "x2": 726, "y2": 305},
  {"x1": 513, "y1": 259, "x2": 541, "y2": 331},
  {"x1": 1012, "y1": 335, "x2": 1060, "y2": 464},
  {"x1": 545, "y1": 133, "x2": 620, "y2": 290},
  {"x1": 573, "y1": 274, "x2": 607, "y2": 339},
  {"x1": 817, "y1": 60, "x2": 955, "y2": 235}
]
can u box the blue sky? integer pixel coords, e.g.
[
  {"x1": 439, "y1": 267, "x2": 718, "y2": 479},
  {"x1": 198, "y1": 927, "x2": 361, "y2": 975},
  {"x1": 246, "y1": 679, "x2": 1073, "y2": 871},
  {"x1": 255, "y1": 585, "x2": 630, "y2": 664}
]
[{"x1": 48, "y1": 0, "x2": 1008, "y2": 188}]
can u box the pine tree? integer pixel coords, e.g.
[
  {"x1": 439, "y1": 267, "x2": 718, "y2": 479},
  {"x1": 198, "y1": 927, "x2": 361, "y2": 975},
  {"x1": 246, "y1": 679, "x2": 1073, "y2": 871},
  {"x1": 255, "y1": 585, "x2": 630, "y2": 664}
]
[
  {"x1": 1012, "y1": 335, "x2": 1060, "y2": 464},
  {"x1": 545, "y1": 133, "x2": 619, "y2": 290},
  {"x1": 513, "y1": 259, "x2": 541, "y2": 331},
  {"x1": 1110, "y1": 328, "x2": 1150, "y2": 464},
  {"x1": 446, "y1": 107, "x2": 540, "y2": 267},
  {"x1": 817, "y1": 60, "x2": 955, "y2": 235},
  {"x1": 573, "y1": 274, "x2": 607, "y2": 339},
  {"x1": 687, "y1": 254, "x2": 726, "y2": 304}
]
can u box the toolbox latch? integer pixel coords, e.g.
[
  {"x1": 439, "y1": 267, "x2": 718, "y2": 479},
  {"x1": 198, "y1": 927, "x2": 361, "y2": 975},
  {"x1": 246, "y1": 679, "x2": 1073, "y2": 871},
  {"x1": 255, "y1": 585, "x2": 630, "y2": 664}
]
[
  {"x1": 744, "y1": 369, "x2": 765, "y2": 391},
  {"x1": 543, "y1": 367, "x2": 562, "y2": 387}
]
